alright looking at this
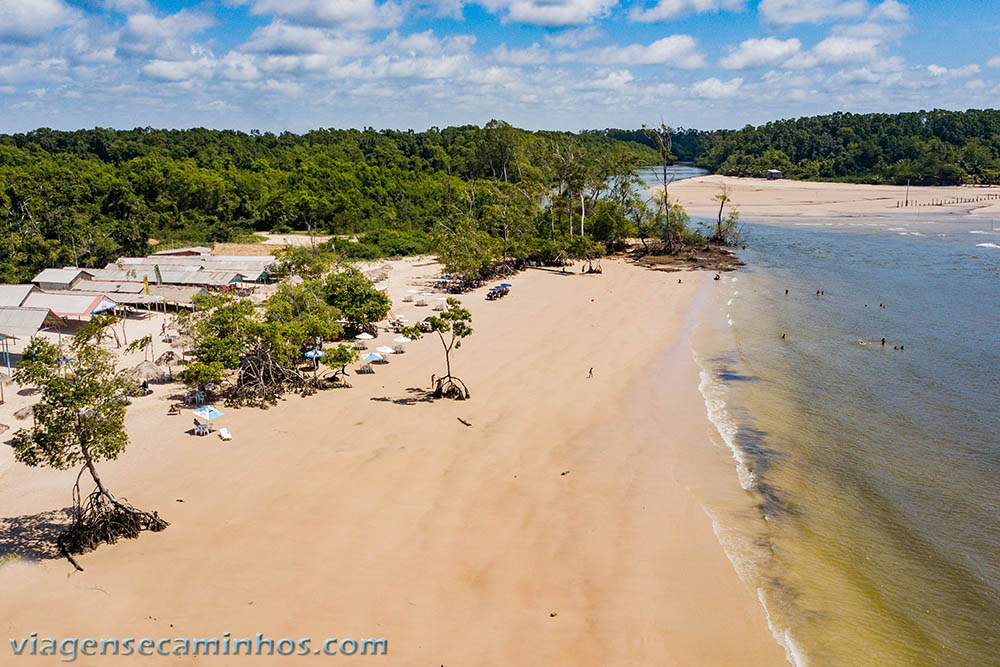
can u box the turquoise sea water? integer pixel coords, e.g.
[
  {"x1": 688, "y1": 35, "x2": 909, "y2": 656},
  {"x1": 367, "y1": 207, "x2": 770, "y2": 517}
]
[{"x1": 694, "y1": 215, "x2": 1000, "y2": 665}]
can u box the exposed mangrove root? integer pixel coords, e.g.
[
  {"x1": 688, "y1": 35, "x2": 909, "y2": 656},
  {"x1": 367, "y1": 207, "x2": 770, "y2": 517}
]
[
  {"x1": 227, "y1": 345, "x2": 310, "y2": 408},
  {"x1": 434, "y1": 376, "x2": 470, "y2": 400},
  {"x1": 58, "y1": 485, "x2": 168, "y2": 569}
]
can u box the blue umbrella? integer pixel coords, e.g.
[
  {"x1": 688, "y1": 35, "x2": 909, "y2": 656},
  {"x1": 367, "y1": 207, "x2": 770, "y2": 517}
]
[
  {"x1": 499, "y1": 283, "x2": 512, "y2": 288},
  {"x1": 362, "y1": 352, "x2": 383, "y2": 362},
  {"x1": 304, "y1": 349, "x2": 325, "y2": 359},
  {"x1": 193, "y1": 405, "x2": 224, "y2": 421}
]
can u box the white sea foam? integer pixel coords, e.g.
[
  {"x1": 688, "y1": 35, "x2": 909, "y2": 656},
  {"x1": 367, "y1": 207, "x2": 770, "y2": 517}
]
[
  {"x1": 727, "y1": 298, "x2": 734, "y2": 306},
  {"x1": 759, "y1": 589, "x2": 809, "y2": 667},
  {"x1": 696, "y1": 360, "x2": 755, "y2": 491},
  {"x1": 970, "y1": 230, "x2": 989, "y2": 234},
  {"x1": 976, "y1": 242, "x2": 1000, "y2": 249}
]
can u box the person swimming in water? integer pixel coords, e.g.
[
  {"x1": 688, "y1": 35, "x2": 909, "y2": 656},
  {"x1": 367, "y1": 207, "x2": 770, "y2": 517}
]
[{"x1": 881, "y1": 337, "x2": 886, "y2": 346}]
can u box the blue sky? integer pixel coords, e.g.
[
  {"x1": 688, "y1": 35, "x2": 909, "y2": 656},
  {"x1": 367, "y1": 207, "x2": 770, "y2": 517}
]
[{"x1": 0, "y1": 0, "x2": 996, "y2": 133}]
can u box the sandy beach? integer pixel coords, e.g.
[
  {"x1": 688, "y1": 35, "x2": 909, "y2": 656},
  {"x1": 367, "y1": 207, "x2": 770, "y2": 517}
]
[
  {"x1": 668, "y1": 174, "x2": 1000, "y2": 219},
  {"x1": 0, "y1": 258, "x2": 785, "y2": 665}
]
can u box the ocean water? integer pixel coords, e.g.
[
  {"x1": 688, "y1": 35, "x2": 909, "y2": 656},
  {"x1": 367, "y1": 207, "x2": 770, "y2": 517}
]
[{"x1": 692, "y1": 216, "x2": 1000, "y2": 665}]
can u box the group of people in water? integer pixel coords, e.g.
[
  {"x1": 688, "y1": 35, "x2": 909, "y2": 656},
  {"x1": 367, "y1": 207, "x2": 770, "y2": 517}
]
[{"x1": 778, "y1": 288, "x2": 904, "y2": 350}]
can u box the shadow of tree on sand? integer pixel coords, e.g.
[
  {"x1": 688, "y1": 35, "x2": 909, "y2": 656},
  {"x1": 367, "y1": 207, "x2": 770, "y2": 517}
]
[
  {"x1": 0, "y1": 508, "x2": 73, "y2": 560},
  {"x1": 370, "y1": 387, "x2": 434, "y2": 406}
]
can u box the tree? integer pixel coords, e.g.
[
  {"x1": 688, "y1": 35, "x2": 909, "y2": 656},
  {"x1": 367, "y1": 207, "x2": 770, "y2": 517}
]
[
  {"x1": 11, "y1": 336, "x2": 167, "y2": 568},
  {"x1": 323, "y1": 344, "x2": 360, "y2": 385},
  {"x1": 708, "y1": 184, "x2": 742, "y2": 245},
  {"x1": 401, "y1": 297, "x2": 473, "y2": 399},
  {"x1": 324, "y1": 268, "x2": 391, "y2": 335}
]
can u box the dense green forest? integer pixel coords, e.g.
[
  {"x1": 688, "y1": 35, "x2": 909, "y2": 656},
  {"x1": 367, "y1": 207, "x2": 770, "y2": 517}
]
[
  {"x1": 0, "y1": 122, "x2": 687, "y2": 284},
  {"x1": 593, "y1": 109, "x2": 1000, "y2": 186}
]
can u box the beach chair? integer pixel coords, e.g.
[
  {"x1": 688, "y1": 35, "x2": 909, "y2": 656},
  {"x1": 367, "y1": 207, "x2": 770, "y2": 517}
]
[
  {"x1": 402, "y1": 295, "x2": 414, "y2": 303},
  {"x1": 218, "y1": 427, "x2": 232, "y2": 441},
  {"x1": 433, "y1": 303, "x2": 445, "y2": 311},
  {"x1": 193, "y1": 418, "x2": 214, "y2": 436},
  {"x1": 415, "y1": 299, "x2": 428, "y2": 307},
  {"x1": 393, "y1": 345, "x2": 405, "y2": 354},
  {"x1": 356, "y1": 363, "x2": 374, "y2": 374},
  {"x1": 354, "y1": 342, "x2": 368, "y2": 350}
]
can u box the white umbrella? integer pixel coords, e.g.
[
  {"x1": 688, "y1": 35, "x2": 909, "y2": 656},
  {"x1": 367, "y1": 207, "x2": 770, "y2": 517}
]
[
  {"x1": 376, "y1": 345, "x2": 395, "y2": 354},
  {"x1": 407, "y1": 289, "x2": 418, "y2": 293},
  {"x1": 393, "y1": 336, "x2": 411, "y2": 343},
  {"x1": 436, "y1": 297, "x2": 448, "y2": 301},
  {"x1": 356, "y1": 333, "x2": 374, "y2": 340}
]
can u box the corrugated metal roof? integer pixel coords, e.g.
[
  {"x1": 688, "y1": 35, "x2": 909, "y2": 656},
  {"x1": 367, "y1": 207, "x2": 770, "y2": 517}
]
[
  {"x1": 152, "y1": 246, "x2": 212, "y2": 255},
  {"x1": 88, "y1": 268, "x2": 240, "y2": 287},
  {"x1": 31, "y1": 268, "x2": 92, "y2": 284},
  {"x1": 147, "y1": 285, "x2": 206, "y2": 304},
  {"x1": 0, "y1": 284, "x2": 35, "y2": 307},
  {"x1": 71, "y1": 281, "x2": 145, "y2": 294},
  {"x1": 23, "y1": 292, "x2": 118, "y2": 318},
  {"x1": 0, "y1": 307, "x2": 66, "y2": 337}
]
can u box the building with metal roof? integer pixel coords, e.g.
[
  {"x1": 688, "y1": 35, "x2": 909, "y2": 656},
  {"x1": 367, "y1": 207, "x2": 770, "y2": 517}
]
[
  {"x1": 0, "y1": 284, "x2": 37, "y2": 308},
  {"x1": 31, "y1": 268, "x2": 94, "y2": 291},
  {"x1": 70, "y1": 281, "x2": 145, "y2": 294},
  {"x1": 152, "y1": 246, "x2": 212, "y2": 256},
  {"x1": 22, "y1": 292, "x2": 118, "y2": 318},
  {"x1": 0, "y1": 306, "x2": 66, "y2": 338}
]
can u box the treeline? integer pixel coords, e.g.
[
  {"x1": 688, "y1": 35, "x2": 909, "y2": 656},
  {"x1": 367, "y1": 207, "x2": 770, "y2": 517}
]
[
  {"x1": 697, "y1": 109, "x2": 1000, "y2": 185},
  {"x1": 583, "y1": 127, "x2": 707, "y2": 162},
  {"x1": 0, "y1": 121, "x2": 660, "y2": 284},
  {"x1": 590, "y1": 109, "x2": 1000, "y2": 186}
]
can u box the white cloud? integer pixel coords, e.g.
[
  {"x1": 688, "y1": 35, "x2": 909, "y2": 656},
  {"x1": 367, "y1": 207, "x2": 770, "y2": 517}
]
[
  {"x1": 720, "y1": 37, "x2": 800, "y2": 69},
  {"x1": 243, "y1": 22, "x2": 370, "y2": 57},
  {"x1": 142, "y1": 58, "x2": 212, "y2": 82},
  {"x1": 478, "y1": 0, "x2": 616, "y2": 26},
  {"x1": 630, "y1": 0, "x2": 743, "y2": 22},
  {"x1": 493, "y1": 43, "x2": 550, "y2": 64},
  {"x1": 544, "y1": 26, "x2": 604, "y2": 48},
  {"x1": 927, "y1": 64, "x2": 980, "y2": 78},
  {"x1": 582, "y1": 35, "x2": 706, "y2": 67},
  {"x1": 117, "y1": 11, "x2": 215, "y2": 60},
  {"x1": 759, "y1": 0, "x2": 868, "y2": 27},
  {"x1": 0, "y1": 0, "x2": 78, "y2": 41},
  {"x1": 786, "y1": 36, "x2": 881, "y2": 68},
  {"x1": 690, "y1": 76, "x2": 743, "y2": 98},
  {"x1": 987, "y1": 56, "x2": 1000, "y2": 69},
  {"x1": 588, "y1": 69, "x2": 634, "y2": 89},
  {"x1": 869, "y1": 0, "x2": 908, "y2": 22},
  {"x1": 242, "y1": 0, "x2": 404, "y2": 30}
]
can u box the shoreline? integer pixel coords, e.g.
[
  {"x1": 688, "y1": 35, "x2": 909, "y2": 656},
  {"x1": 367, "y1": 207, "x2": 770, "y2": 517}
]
[
  {"x1": 0, "y1": 258, "x2": 786, "y2": 665},
  {"x1": 665, "y1": 174, "x2": 1000, "y2": 219}
]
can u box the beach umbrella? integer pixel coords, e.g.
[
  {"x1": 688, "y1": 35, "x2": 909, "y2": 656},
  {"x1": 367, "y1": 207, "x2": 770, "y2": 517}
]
[
  {"x1": 407, "y1": 289, "x2": 418, "y2": 293},
  {"x1": 193, "y1": 405, "x2": 224, "y2": 421},
  {"x1": 356, "y1": 332, "x2": 375, "y2": 340},
  {"x1": 393, "y1": 336, "x2": 411, "y2": 343},
  {"x1": 420, "y1": 291, "x2": 433, "y2": 296},
  {"x1": 132, "y1": 360, "x2": 162, "y2": 380},
  {"x1": 436, "y1": 297, "x2": 448, "y2": 301},
  {"x1": 375, "y1": 345, "x2": 395, "y2": 354},
  {"x1": 499, "y1": 283, "x2": 512, "y2": 288},
  {"x1": 303, "y1": 349, "x2": 325, "y2": 359},
  {"x1": 362, "y1": 352, "x2": 383, "y2": 362},
  {"x1": 14, "y1": 405, "x2": 33, "y2": 421}
]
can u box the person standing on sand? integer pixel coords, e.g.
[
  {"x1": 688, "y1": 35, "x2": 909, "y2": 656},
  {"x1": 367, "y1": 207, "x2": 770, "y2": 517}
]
[{"x1": 587, "y1": 368, "x2": 593, "y2": 378}]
